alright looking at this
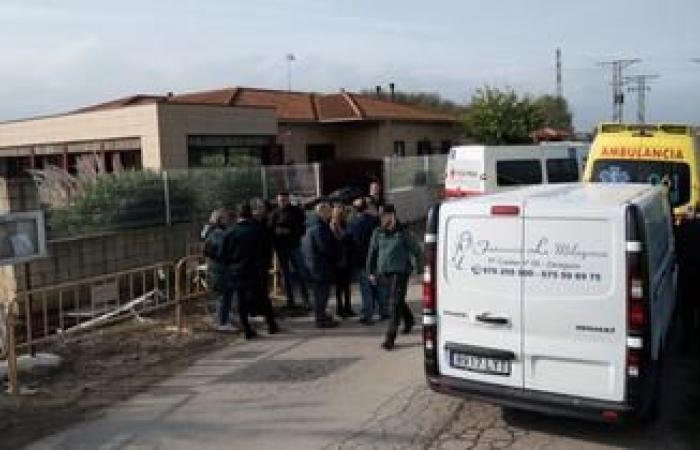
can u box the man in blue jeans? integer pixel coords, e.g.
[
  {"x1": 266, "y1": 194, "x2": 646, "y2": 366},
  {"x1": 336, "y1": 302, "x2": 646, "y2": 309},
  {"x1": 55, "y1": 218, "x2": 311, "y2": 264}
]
[
  {"x1": 302, "y1": 201, "x2": 340, "y2": 328},
  {"x1": 270, "y1": 192, "x2": 311, "y2": 311},
  {"x1": 348, "y1": 197, "x2": 379, "y2": 325}
]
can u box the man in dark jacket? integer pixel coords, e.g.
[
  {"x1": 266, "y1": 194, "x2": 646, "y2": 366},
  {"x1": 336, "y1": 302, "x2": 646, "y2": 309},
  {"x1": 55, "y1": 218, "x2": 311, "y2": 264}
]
[
  {"x1": 220, "y1": 202, "x2": 279, "y2": 339},
  {"x1": 302, "y1": 200, "x2": 340, "y2": 328},
  {"x1": 367, "y1": 204, "x2": 422, "y2": 350},
  {"x1": 251, "y1": 198, "x2": 280, "y2": 331},
  {"x1": 270, "y1": 192, "x2": 311, "y2": 311},
  {"x1": 348, "y1": 197, "x2": 379, "y2": 325}
]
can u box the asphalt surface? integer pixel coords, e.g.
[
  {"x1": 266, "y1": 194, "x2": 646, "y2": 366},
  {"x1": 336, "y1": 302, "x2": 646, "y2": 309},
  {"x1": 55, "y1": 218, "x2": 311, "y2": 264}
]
[{"x1": 24, "y1": 286, "x2": 700, "y2": 449}]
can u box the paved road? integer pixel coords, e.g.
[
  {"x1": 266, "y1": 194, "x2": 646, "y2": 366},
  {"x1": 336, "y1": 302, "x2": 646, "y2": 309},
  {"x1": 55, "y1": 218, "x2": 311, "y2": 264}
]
[{"x1": 25, "y1": 286, "x2": 700, "y2": 449}]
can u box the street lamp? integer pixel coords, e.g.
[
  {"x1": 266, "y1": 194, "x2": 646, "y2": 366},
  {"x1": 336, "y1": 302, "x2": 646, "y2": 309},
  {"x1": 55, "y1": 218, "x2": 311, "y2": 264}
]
[{"x1": 286, "y1": 53, "x2": 295, "y2": 92}]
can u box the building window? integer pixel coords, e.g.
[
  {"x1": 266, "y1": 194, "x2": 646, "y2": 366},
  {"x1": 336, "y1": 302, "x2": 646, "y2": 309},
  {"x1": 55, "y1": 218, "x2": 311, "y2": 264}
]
[
  {"x1": 393, "y1": 141, "x2": 406, "y2": 157},
  {"x1": 306, "y1": 144, "x2": 336, "y2": 163},
  {"x1": 187, "y1": 135, "x2": 270, "y2": 168},
  {"x1": 545, "y1": 158, "x2": 579, "y2": 183},
  {"x1": 496, "y1": 160, "x2": 543, "y2": 186},
  {"x1": 417, "y1": 139, "x2": 432, "y2": 155},
  {"x1": 440, "y1": 140, "x2": 452, "y2": 154},
  {"x1": 0, "y1": 157, "x2": 32, "y2": 178}
]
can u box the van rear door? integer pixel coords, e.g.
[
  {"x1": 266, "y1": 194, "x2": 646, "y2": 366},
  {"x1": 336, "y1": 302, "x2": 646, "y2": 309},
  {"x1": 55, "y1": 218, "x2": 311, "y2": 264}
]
[
  {"x1": 521, "y1": 199, "x2": 626, "y2": 401},
  {"x1": 438, "y1": 199, "x2": 525, "y2": 388}
]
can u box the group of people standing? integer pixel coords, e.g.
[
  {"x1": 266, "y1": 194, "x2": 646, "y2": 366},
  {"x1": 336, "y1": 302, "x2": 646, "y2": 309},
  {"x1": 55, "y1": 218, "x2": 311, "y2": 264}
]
[
  {"x1": 202, "y1": 181, "x2": 423, "y2": 350},
  {"x1": 202, "y1": 201, "x2": 280, "y2": 340}
]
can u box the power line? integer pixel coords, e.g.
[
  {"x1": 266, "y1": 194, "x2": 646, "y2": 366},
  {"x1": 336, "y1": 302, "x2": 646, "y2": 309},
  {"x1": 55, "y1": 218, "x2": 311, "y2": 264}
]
[
  {"x1": 625, "y1": 74, "x2": 659, "y2": 124},
  {"x1": 597, "y1": 58, "x2": 641, "y2": 123}
]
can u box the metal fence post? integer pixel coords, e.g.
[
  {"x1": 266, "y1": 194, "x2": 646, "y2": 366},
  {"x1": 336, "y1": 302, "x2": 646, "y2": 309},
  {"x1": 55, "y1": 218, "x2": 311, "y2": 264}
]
[
  {"x1": 383, "y1": 157, "x2": 392, "y2": 193},
  {"x1": 313, "y1": 162, "x2": 322, "y2": 197},
  {"x1": 424, "y1": 155, "x2": 430, "y2": 187},
  {"x1": 162, "y1": 171, "x2": 171, "y2": 226},
  {"x1": 261, "y1": 166, "x2": 269, "y2": 200},
  {"x1": 7, "y1": 302, "x2": 19, "y2": 395},
  {"x1": 174, "y1": 258, "x2": 183, "y2": 331}
]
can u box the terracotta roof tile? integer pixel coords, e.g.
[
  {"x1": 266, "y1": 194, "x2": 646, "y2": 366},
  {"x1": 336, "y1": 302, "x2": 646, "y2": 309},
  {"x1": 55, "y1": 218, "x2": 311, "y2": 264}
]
[
  {"x1": 315, "y1": 94, "x2": 361, "y2": 120},
  {"x1": 73, "y1": 87, "x2": 459, "y2": 123},
  {"x1": 351, "y1": 94, "x2": 457, "y2": 122},
  {"x1": 170, "y1": 88, "x2": 238, "y2": 106},
  {"x1": 233, "y1": 88, "x2": 316, "y2": 121},
  {"x1": 73, "y1": 95, "x2": 164, "y2": 113}
]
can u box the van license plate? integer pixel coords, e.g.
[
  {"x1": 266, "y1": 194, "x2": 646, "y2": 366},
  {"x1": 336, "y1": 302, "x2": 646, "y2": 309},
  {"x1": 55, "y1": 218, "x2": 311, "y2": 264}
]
[{"x1": 450, "y1": 352, "x2": 511, "y2": 376}]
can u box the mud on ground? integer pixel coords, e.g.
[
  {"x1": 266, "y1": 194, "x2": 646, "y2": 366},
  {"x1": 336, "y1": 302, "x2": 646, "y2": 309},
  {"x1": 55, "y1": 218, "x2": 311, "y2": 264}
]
[{"x1": 0, "y1": 305, "x2": 239, "y2": 450}]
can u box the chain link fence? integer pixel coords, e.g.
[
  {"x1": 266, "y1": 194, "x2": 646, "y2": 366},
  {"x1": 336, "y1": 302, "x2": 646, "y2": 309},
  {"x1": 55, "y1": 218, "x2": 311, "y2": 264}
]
[
  {"x1": 383, "y1": 155, "x2": 447, "y2": 192},
  {"x1": 28, "y1": 156, "x2": 448, "y2": 239},
  {"x1": 31, "y1": 164, "x2": 322, "y2": 240},
  {"x1": 383, "y1": 155, "x2": 447, "y2": 223}
]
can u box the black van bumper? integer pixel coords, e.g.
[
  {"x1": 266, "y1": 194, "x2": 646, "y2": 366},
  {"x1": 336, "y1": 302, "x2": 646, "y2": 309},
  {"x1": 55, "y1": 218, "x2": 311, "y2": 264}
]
[{"x1": 427, "y1": 375, "x2": 634, "y2": 423}]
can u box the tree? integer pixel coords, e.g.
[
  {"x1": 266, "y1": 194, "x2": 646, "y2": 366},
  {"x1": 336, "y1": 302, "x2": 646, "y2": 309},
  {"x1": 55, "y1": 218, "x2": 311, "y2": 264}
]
[
  {"x1": 463, "y1": 86, "x2": 544, "y2": 145},
  {"x1": 533, "y1": 95, "x2": 573, "y2": 131}
]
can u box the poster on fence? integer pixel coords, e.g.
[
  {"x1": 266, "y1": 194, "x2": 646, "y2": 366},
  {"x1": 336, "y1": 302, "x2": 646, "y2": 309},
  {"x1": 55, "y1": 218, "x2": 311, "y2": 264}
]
[{"x1": 0, "y1": 211, "x2": 47, "y2": 266}]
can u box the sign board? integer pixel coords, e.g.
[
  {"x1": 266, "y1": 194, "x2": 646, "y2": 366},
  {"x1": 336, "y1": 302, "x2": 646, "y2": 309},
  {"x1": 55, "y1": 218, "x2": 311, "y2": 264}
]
[{"x1": 0, "y1": 211, "x2": 47, "y2": 266}]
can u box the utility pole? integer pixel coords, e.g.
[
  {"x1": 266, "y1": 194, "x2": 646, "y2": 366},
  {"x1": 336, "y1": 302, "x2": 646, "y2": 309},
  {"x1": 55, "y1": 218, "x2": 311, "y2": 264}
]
[
  {"x1": 556, "y1": 48, "x2": 562, "y2": 98},
  {"x1": 286, "y1": 53, "x2": 295, "y2": 92},
  {"x1": 598, "y1": 58, "x2": 641, "y2": 123},
  {"x1": 625, "y1": 74, "x2": 659, "y2": 124}
]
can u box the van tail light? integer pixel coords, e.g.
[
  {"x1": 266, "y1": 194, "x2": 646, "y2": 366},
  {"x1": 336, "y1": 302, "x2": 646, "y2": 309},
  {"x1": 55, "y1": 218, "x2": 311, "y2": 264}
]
[
  {"x1": 424, "y1": 203, "x2": 441, "y2": 377},
  {"x1": 422, "y1": 268, "x2": 435, "y2": 310},
  {"x1": 625, "y1": 205, "x2": 650, "y2": 409}
]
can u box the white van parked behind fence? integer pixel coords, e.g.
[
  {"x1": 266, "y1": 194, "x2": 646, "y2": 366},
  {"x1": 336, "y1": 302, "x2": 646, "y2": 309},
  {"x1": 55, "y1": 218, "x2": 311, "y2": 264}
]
[
  {"x1": 444, "y1": 143, "x2": 589, "y2": 198},
  {"x1": 423, "y1": 183, "x2": 676, "y2": 422}
]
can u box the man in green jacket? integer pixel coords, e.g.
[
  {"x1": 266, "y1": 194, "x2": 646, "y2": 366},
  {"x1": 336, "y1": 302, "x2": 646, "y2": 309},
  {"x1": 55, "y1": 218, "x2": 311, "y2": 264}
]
[{"x1": 366, "y1": 204, "x2": 423, "y2": 350}]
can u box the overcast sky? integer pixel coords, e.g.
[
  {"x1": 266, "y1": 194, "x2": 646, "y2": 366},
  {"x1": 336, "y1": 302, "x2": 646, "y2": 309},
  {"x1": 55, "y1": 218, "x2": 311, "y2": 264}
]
[{"x1": 1, "y1": 0, "x2": 699, "y2": 130}]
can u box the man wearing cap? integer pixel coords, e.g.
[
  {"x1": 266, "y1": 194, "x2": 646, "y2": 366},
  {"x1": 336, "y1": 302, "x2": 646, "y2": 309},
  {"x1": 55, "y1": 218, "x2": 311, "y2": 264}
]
[{"x1": 366, "y1": 204, "x2": 423, "y2": 350}]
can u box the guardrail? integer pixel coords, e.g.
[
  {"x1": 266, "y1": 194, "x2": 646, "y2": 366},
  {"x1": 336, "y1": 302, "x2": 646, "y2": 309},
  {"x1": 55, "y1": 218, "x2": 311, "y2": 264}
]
[
  {"x1": 3, "y1": 261, "x2": 175, "y2": 395},
  {"x1": 174, "y1": 254, "x2": 209, "y2": 330},
  {"x1": 3, "y1": 252, "x2": 287, "y2": 395}
]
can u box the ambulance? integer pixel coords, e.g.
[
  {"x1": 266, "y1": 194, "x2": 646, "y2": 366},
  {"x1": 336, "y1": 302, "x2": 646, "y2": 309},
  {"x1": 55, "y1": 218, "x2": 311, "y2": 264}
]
[{"x1": 583, "y1": 123, "x2": 700, "y2": 219}]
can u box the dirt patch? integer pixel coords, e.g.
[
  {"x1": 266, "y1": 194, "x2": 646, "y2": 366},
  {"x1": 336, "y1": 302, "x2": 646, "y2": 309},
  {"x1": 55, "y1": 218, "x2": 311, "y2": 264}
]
[{"x1": 0, "y1": 306, "x2": 239, "y2": 450}]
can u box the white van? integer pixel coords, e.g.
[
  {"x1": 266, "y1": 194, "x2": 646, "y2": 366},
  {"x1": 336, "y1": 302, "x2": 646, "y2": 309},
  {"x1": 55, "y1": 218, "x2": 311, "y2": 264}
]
[
  {"x1": 423, "y1": 183, "x2": 676, "y2": 422},
  {"x1": 444, "y1": 143, "x2": 589, "y2": 198}
]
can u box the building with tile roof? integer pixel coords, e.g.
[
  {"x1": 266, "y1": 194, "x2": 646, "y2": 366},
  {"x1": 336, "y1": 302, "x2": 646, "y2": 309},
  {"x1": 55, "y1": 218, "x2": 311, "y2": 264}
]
[{"x1": 0, "y1": 87, "x2": 461, "y2": 177}]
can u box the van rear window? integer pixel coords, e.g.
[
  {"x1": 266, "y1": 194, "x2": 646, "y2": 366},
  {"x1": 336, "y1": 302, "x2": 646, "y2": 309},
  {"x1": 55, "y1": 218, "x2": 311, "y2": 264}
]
[
  {"x1": 496, "y1": 160, "x2": 542, "y2": 186},
  {"x1": 590, "y1": 160, "x2": 690, "y2": 207},
  {"x1": 546, "y1": 158, "x2": 579, "y2": 183}
]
